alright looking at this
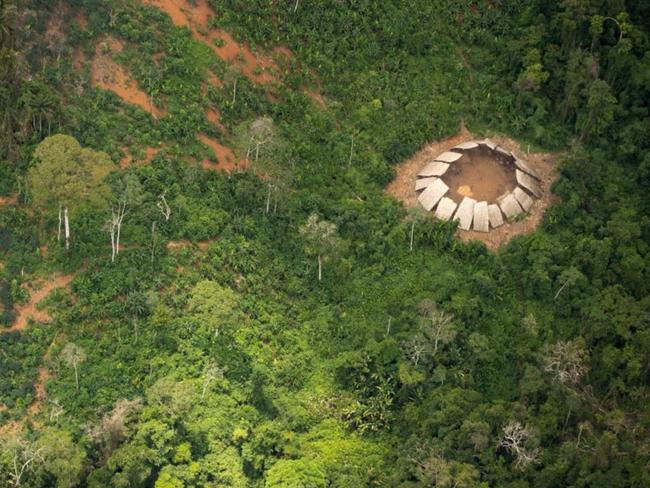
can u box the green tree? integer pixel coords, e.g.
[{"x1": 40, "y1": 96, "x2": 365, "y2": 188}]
[
  {"x1": 188, "y1": 280, "x2": 241, "y2": 338},
  {"x1": 36, "y1": 428, "x2": 86, "y2": 488},
  {"x1": 28, "y1": 135, "x2": 114, "y2": 250},
  {"x1": 265, "y1": 458, "x2": 327, "y2": 488},
  {"x1": 299, "y1": 213, "x2": 347, "y2": 282}
]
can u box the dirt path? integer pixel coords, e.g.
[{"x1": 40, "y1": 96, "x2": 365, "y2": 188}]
[
  {"x1": 386, "y1": 125, "x2": 560, "y2": 251},
  {"x1": 7, "y1": 274, "x2": 75, "y2": 333}
]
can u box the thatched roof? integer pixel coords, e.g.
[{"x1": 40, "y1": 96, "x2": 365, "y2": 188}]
[
  {"x1": 417, "y1": 178, "x2": 449, "y2": 211},
  {"x1": 473, "y1": 201, "x2": 489, "y2": 232},
  {"x1": 414, "y1": 176, "x2": 438, "y2": 191},
  {"x1": 418, "y1": 161, "x2": 450, "y2": 177},
  {"x1": 435, "y1": 151, "x2": 463, "y2": 163},
  {"x1": 516, "y1": 170, "x2": 542, "y2": 197},
  {"x1": 453, "y1": 197, "x2": 476, "y2": 230},
  {"x1": 514, "y1": 157, "x2": 541, "y2": 180},
  {"x1": 513, "y1": 187, "x2": 533, "y2": 211},
  {"x1": 434, "y1": 197, "x2": 457, "y2": 221},
  {"x1": 452, "y1": 141, "x2": 479, "y2": 150},
  {"x1": 498, "y1": 193, "x2": 523, "y2": 220},
  {"x1": 488, "y1": 204, "x2": 504, "y2": 228}
]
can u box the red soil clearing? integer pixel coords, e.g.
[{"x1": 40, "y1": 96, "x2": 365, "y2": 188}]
[
  {"x1": 144, "y1": 0, "x2": 279, "y2": 85},
  {"x1": 91, "y1": 37, "x2": 165, "y2": 117},
  {"x1": 0, "y1": 195, "x2": 17, "y2": 205},
  {"x1": 206, "y1": 108, "x2": 225, "y2": 131},
  {"x1": 198, "y1": 133, "x2": 245, "y2": 172},
  {"x1": 7, "y1": 274, "x2": 74, "y2": 333},
  {"x1": 443, "y1": 147, "x2": 517, "y2": 202},
  {"x1": 120, "y1": 146, "x2": 161, "y2": 168}
]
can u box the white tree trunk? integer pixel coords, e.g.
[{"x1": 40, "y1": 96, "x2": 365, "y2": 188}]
[
  {"x1": 232, "y1": 78, "x2": 237, "y2": 105},
  {"x1": 64, "y1": 207, "x2": 70, "y2": 251},
  {"x1": 57, "y1": 205, "x2": 62, "y2": 242},
  {"x1": 110, "y1": 223, "x2": 116, "y2": 263},
  {"x1": 150, "y1": 221, "x2": 156, "y2": 264},
  {"x1": 318, "y1": 254, "x2": 322, "y2": 282},
  {"x1": 73, "y1": 363, "x2": 79, "y2": 391},
  {"x1": 409, "y1": 220, "x2": 415, "y2": 251},
  {"x1": 266, "y1": 184, "x2": 272, "y2": 213}
]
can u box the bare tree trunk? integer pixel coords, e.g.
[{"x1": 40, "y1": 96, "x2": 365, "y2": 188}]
[
  {"x1": 116, "y1": 207, "x2": 124, "y2": 257},
  {"x1": 409, "y1": 220, "x2": 415, "y2": 251},
  {"x1": 294, "y1": 0, "x2": 300, "y2": 12},
  {"x1": 554, "y1": 279, "x2": 570, "y2": 299},
  {"x1": 201, "y1": 379, "x2": 210, "y2": 400},
  {"x1": 110, "y1": 223, "x2": 116, "y2": 263},
  {"x1": 57, "y1": 205, "x2": 62, "y2": 242},
  {"x1": 232, "y1": 78, "x2": 237, "y2": 104},
  {"x1": 73, "y1": 363, "x2": 79, "y2": 391},
  {"x1": 348, "y1": 135, "x2": 354, "y2": 166},
  {"x1": 64, "y1": 206, "x2": 70, "y2": 251},
  {"x1": 266, "y1": 184, "x2": 272, "y2": 213},
  {"x1": 318, "y1": 254, "x2": 322, "y2": 282},
  {"x1": 150, "y1": 221, "x2": 156, "y2": 264}
]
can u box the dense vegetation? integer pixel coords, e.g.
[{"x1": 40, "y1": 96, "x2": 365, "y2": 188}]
[{"x1": 1, "y1": 0, "x2": 649, "y2": 487}]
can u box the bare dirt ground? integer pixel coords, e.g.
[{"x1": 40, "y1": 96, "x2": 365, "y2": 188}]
[
  {"x1": 6, "y1": 274, "x2": 74, "y2": 333},
  {"x1": 119, "y1": 146, "x2": 161, "y2": 169},
  {"x1": 144, "y1": 0, "x2": 278, "y2": 85},
  {"x1": 445, "y1": 147, "x2": 517, "y2": 201},
  {"x1": 167, "y1": 240, "x2": 214, "y2": 250},
  {"x1": 0, "y1": 195, "x2": 17, "y2": 206},
  {"x1": 91, "y1": 37, "x2": 165, "y2": 118},
  {"x1": 386, "y1": 126, "x2": 560, "y2": 251},
  {"x1": 197, "y1": 133, "x2": 246, "y2": 172}
]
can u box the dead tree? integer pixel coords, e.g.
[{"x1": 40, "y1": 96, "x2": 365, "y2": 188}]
[
  {"x1": 499, "y1": 421, "x2": 541, "y2": 470},
  {"x1": 157, "y1": 192, "x2": 171, "y2": 221},
  {"x1": 543, "y1": 340, "x2": 588, "y2": 387}
]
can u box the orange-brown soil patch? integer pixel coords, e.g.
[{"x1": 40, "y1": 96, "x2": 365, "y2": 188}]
[
  {"x1": 444, "y1": 147, "x2": 517, "y2": 202},
  {"x1": 198, "y1": 133, "x2": 245, "y2": 171},
  {"x1": 120, "y1": 146, "x2": 161, "y2": 168},
  {"x1": 305, "y1": 90, "x2": 327, "y2": 108},
  {"x1": 7, "y1": 274, "x2": 74, "y2": 332},
  {"x1": 91, "y1": 37, "x2": 165, "y2": 117},
  {"x1": 76, "y1": 13, "x2": 88, "y2": 30},
  {"x1": 206, "y1": 108, "x2": 225, "y2": 131},
  {"x1": 0, "y1": 195, "x2": 17, "y2": 205},
  {"x1": 144, "y1": 0, "x2": 278, "y2": 85},
  {"x1": 73, "y1": 47, "x2": 85, "y2": 70},
  {"x1": 167, "y1": 239, "x2": 214, "y2": 250},
  {"x1": 387, "y1": 126, "x2": 559, "y2": 251},
  {"x1": 145, "y1": 147, "x2": 160, "y2": 162},
  {"x1": 119, "y1": 146, "x2": 133, "y2": 169},
  {"x1": 206, "y1": 70, "x2": 222, "y2": 88}
]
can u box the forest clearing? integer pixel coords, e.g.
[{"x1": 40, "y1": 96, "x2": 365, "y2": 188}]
[{"x1": 1, "y1": 1, "x2": 649, "y2": 487}]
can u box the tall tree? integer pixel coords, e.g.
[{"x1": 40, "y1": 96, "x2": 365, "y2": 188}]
[
  {"x1": 106, "y1": 173, "x2": 144, "y2": 262},
  {"x1": 28, "y1": 135, "x2": 114, "y2": 250},
  {"x1": 61, "y1": 342, "x2": 86, "y2": 392},
  {"x1": 236, "y1": 117, "x2": 292, "y2": 213},
  {"x1": 299, "y1": 213, "x2": 347, "y2": 282}
]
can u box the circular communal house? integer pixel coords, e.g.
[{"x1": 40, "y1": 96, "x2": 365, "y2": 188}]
[{"x1": 415, "y1": 139, "x2": 542, "y2": 232}]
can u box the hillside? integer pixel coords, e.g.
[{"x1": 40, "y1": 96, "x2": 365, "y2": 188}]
[{"x1": 1, "y1": 1, "x2": 649, "y2": 487}]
